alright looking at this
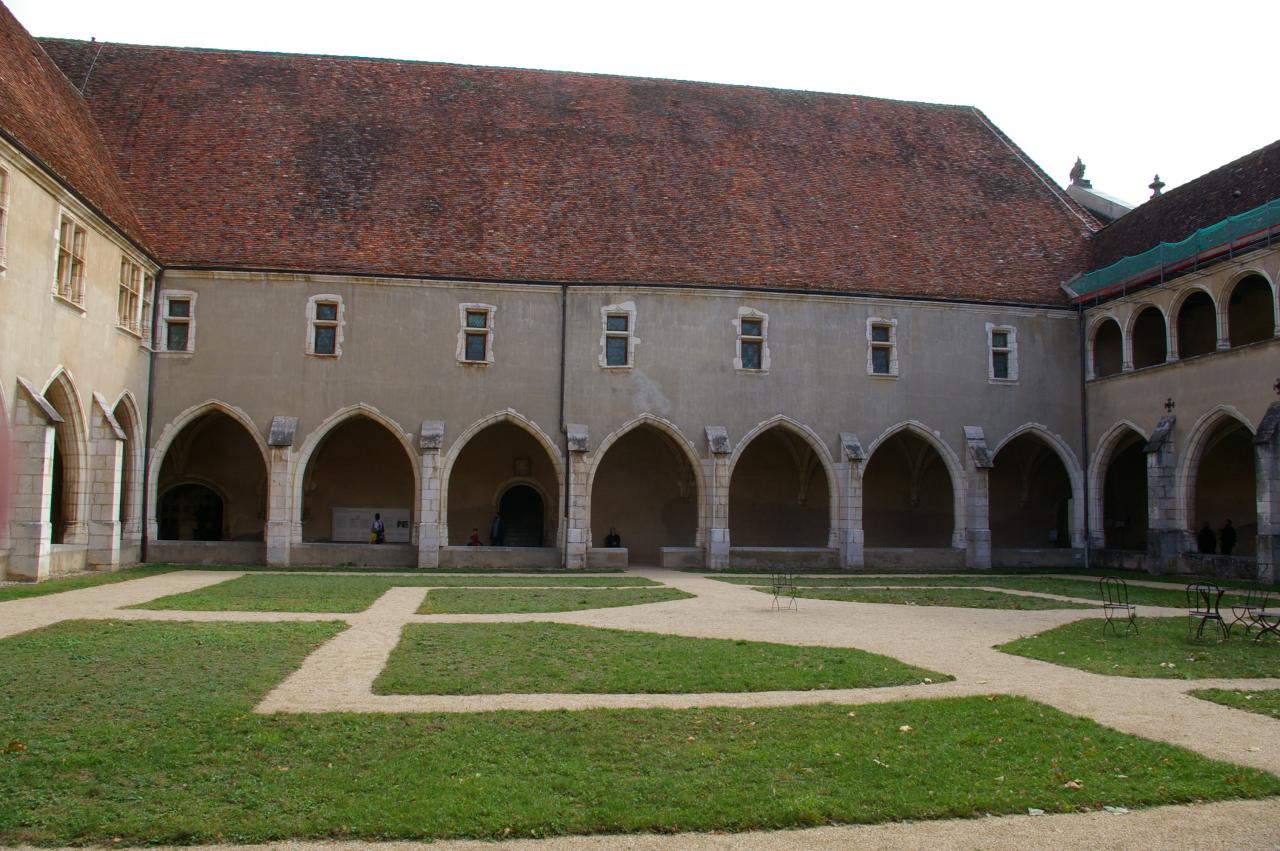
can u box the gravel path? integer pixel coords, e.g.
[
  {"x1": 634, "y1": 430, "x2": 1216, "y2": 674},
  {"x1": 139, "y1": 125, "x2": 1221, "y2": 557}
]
[{"x1": 3, "y1": 567, "x2": 1279, "y2": 848}]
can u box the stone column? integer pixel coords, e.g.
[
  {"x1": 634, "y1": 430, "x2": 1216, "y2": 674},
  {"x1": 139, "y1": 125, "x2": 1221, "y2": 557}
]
[
  {"x1": 8, "y1": 379, "x2": 62, "y2": 580},
  {"x1": 87, "y1": 393, "x2": 125, "y2": 570},
  {"x1": 962, "y1": 427, "x2": 993, "y2": 569},
  {"x1": 703, "y1": 426, "x2": 732, "y2": 570},
  {"x1": 563, "y1": 424, "x2": 590, "y2": 570},
  {"x1": 265, "y1": 416, "x2": 298, "y2": 567},
  {"x1": 416, "y1": 420, "x2": 445, "y2": 569},
  {"x1": 1143, "y1": 415, "x2": 1181, "y2": 572},
  {"x1": 838, "y1": 432, "x2": 865, "y2": 569},
  {"x1": 1253, "y1": 403, "x2": 1280, "y2": 584}
]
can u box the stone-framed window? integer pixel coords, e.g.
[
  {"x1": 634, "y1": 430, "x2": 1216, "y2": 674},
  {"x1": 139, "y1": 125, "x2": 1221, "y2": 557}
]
[
  {"x1": 0, "y1": 164, "x2": 9, "y2": 272},
  {"x1": 734, "y1": 307, "x2": 770, "y2": 372},
  {"x1": 116, "y1": 257, "x2": 155, "y2": 339},
  {"x1": 986, "y1": 323, "x2": 1018, "y2": 382},
  {"x1": 306, "y1": 294, "x2": 344, "y2": 357},
  {"x1": 599, "y1": 301, "x2": 638, "y2": 369},
  {"x1": 159, "y1": 290, "x2": 196, "y2": 353},
  {"x1": 866, "y1": 317, "x2": 898, "y2": 377},
  {"x1": 54, "y1": 213, "x2": 88, "y2": 307},
  {"x1": 456, "y1": 302, "x2": 496, "y2": 365}
]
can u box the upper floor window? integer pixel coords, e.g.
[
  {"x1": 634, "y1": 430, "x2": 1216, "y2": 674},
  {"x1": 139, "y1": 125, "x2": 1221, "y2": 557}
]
[
  {"x1": 116, "y1": 257, "x2": 155, "y2": 339},
  {"x1": 456, "y1": 303, "x2": 496, "y2": 364},
  {"x1": 55, "y1": 215, "x2": 87, "y2": 306},
  {"x1": 0, "y1": 165, "x2": 9, "y2": 271},
  {"x1": 987, "y1": 323, "x2": 1018, "y2": 382},
  {"x1": 599, "y1": 301, "x2": 637, "y2": 368},
  {"x1": 734, "y1": 308, "x2": 770, "y2": 372},
  {"x1": 306, "y1": 294, "x2": 344, "y2": 357},
  {"x1": 159, "y1": 290, "x2": 196, "y2": 353},
  {"x1": 866, "y1": 317, "x2": 898, "y2": 377}
]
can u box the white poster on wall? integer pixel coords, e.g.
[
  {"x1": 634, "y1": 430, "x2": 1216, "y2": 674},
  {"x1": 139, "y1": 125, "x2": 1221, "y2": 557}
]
[{"x1": 332, "y1": 507, "x2": 412, "y2": 543}]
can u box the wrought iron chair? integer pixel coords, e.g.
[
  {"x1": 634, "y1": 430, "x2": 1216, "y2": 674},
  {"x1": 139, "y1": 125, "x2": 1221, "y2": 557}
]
[
  {"x1": 1227, "y1": 588, "x2": 1271, "y2": 637},
  {"x1": 1186, "y1": 582, "x2": 1228, "y2": 640},
  {"x1": 1098, "y1": 576, "x2": 1137, "y2": 636},
  {"x1": 770, "y1": 572, "x2": 798, "y2": 611}
]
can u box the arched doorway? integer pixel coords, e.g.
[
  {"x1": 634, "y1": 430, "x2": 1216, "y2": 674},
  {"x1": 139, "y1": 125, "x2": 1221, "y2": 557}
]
[
  {"x1": 1092, "y1": 318, "x2": 1122, "y2": 377},
  {"x1": 1130, "y1": 306, "x2": 1167, "y2": 369},
  {"x1": 445, "y1": 419, "x2": 560, "y2": 547},
  {"x1": 301, "y1": 415, "x2": 414, "y2": 542},
  {"x1": 156, "y1": 409, "x2": 267, "y2": 541},
  {"x1": 113, "y1": 397, "x2": 142, "y2": 535},
  {"x1": 1228, "y1": 275, "x2": 1275, "y2": 347},
  {"x1": 1177, "y1": 291, "x2": 1217, "y2": 358},
  {"x1": 159, "y1": 483, "x2": 224, "y2": 540},
  {"x1": 499, "y1": 485, "x2": 544, "y2": 547},
  {"x1": 590, "y1": 423, "x2": 698, "y2": 564},
  {"x1": 1191, "y1": 417, "x2": 1257, "y2": 556},
  {"x1": 729, "y1": 425, "x2": 830, "y2": 546},
  {"x1": 990, "y1": 433, "x2": 1072, "y2": 548},
  {"x1": 1102, "y1": 429, "x2": 1147, "y2": 551},
  {"x1": 43, "y1": 373, "x2": 86, "y2": 545},
  {"x1": 864, "y1": 429, "x2": 955, "y2": 547}
]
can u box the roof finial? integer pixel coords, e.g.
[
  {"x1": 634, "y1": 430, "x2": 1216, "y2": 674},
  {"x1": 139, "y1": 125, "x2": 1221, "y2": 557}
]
[
  {"x1": 1149, "y1": 174, "x2": 1165, "y2": 198},
  {"x1": 1069, "y1": 157, "x2": 1091, "y2": 188}
]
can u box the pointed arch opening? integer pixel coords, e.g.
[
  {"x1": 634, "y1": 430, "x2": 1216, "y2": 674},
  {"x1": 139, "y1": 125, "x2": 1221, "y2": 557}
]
[
  {"x1": 301, "y1": 414, "x2": 415, "y2": 543},
  {"x1": 1092, "y1": 318, "x2": 1123, "y2": 378},
  {"x1": 1176, "y1": 290, "x2": 1217, "y2": 358},
  {"x1": 1185, "y1": 412, "x2": 1257, "y2": 558},
  {"x1": 728, "y1": 424, "x2": 831, "y2": 547},
  {"x1": 1228, "y1": 274, "x2": 1275, "y2": 348},
  {"x1": 589, "y1": 422, "x2": 699, "y2": 564},
  {"x1": 863, "y1": 428, "x2": 956, "y2": 547},
  {"x1": 42, "y1": 372, "x2": 87, "y2": 545},
  {"x1": 157, "y1": 408, "x2": 266, "y2": 541},
  {"x1": 990, "y1": 433, "x2": 1073, "y2": 549},
  {"x1": 1130, "y1": 306, "x2": 1167, "y2": 369},
  {"x1": 444, "y1": 417, "x2": 561, "y2": 548},
  {"x1": 1101, "y1": 427, "x2": 1147, "y2": 551},
  {"x1": 112, "y1": 394, "x2": 142, "y2": 537}
]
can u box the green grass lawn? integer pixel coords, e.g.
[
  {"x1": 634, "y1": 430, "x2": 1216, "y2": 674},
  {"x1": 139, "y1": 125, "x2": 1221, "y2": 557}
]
[
  {"x1": 133, "y1": 574, "x2": 659, "y2": 613},
  {"x1": 0, "y1": 565, "x2": 177, "y2": 603},
  {"x1": 998, "y1": 617, "x2": 1280, "y2": 678},
  {"x1": 417, "y1": 587, "x2": 691, "y2": 614},
  {"x1": 3, "y1": 620, "x2": 1277, "y2": 845},
  {"x1": 374, "y1": 622, "x2": 947, "y2": 694},
  {"x1": 701, "y1": 567, "x2": 1279, "y2": 592},
  {"x1": 775, "y1": 587, "x2": 1093, "y2": 610},
  {"x1": 1191, "y1": 689, "x2": 1280, "y2": 720}
]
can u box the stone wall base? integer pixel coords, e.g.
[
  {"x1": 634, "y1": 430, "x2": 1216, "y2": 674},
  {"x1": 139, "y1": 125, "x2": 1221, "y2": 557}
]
[
  {"x1": 862, "y1": 547, "x2": 965, "y2": 571},
  {"x1": 991, "y1": 548, "x2": 1085, "y2": 570},
  {"x1": 585, "y1": 548, "x2": 627, "y2": 570},
  {"x1": 290, "y1": 542, "x2": 416, "y2": 568},
  {"x1": 728, "y1": 547, "x2": 838, "y2": 571},
  {"x1": 660, "y1": 547, "x2": 704, "y2": 569},
  {"x1": 147, "y1": 540, "x2": 267, "y2": 566},
  {"x1": 439, "y1": 546, "x2": 561, "y2": 570}
]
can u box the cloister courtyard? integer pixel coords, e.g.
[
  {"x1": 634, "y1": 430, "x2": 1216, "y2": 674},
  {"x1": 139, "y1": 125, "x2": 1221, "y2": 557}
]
[{"x1": 1, "y1": 564, "x2": 1279, "y2": 849}]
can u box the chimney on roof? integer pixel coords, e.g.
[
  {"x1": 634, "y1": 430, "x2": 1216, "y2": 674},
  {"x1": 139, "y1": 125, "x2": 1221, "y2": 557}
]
[{"x1": 1149, "y1": 174, "x2": 1165, "y2": 198}]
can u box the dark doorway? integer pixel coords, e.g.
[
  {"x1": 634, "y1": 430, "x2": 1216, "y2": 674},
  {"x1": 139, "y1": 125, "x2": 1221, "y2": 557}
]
[
  {"x1": 1103, "y1": 432, "x2": 1147, "y2": 551},
  {"x1": 160, "y1": 483, "x2": 225, "y2": 541},
  {"x1": 499, "y1": 485, "x2": 544, "y2": 547},
  {"x1": 50, "y1": 439, "x2": 65, "y2": 543}
]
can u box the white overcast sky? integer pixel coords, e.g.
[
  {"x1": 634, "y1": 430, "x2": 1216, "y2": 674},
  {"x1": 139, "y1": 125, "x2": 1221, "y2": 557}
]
[{"x1": 11, "y1": 0, "x2": 1279, "y2": 207}]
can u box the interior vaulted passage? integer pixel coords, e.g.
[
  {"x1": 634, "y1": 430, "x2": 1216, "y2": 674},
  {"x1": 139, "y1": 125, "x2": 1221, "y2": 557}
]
[
  {"x1": 1187, "y1": 414, "x2": 1258, "y2": 556},
  {"x1": 446, "y1": 421, "x2": 559, "y2": 547},
  {"x1": 863, "y1": 430, "x2": 955, "y2": 548},
  {"x1": 1130, "y1": 306, "x2": 1167, "y2": 369},
  {"x1": 1101, "y1": 428, "x2": 1148, "y2": 552},
  {"x1": 989, "y1": 434, "x2": 1073, "y2": 549},
  {"x1": 729, "y1": 426, "x2": 830, "y2": 547},
  {"x1": 301, "y1": 416, "x2": 414, "y2": 543},
  {"x1": 157, "y1": 410, "x2": 266, "y2": 541}
]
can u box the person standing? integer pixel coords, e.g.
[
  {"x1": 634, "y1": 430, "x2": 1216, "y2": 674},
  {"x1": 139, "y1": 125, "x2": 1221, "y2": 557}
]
[
  {"x1": 1219, "y1": 519, "x2": 1237, "y2": 556},
  {"x1": 1196, "y1": 521, "x2": 1216, "y2": 555},
  {"x1": 489, "y1": 513, "x2": 503, "y2": 546},
  {"x1": 370, "y1": 512, "x2": 386, "y2": 545}
]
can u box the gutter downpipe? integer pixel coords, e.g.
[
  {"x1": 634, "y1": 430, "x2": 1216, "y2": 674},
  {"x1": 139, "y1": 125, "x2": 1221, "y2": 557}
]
[
  {"x1": 559, "y1": 284, "x2": 570, "y2": 569},
  {"x1": 139, "y1": 269, "x2": 163, "y2": 564},
  {"x1": 1077, "y1": 299, "x2": 1090, "y2": 572}
]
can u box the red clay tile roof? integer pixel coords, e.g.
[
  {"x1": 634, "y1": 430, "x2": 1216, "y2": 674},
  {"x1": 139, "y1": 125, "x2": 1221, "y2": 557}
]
[
  {"x1": 39, "y1": 38, "x2": 1096, "y2": 304},
  {"x1": 1089, "y1": 139, "x2": 1280, "y2": 269},
  {"x1": 0, "y1": 8, "x2": 147, "y2": 250}
]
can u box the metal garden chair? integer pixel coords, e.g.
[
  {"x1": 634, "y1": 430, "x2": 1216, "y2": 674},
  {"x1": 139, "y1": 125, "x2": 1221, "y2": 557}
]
[
  {"x1": 1227, "y1": 588, "x2": 1271, "y2": 637},
  {"x1": 1186, "y1": 582, "x2": 1228, "y2": 640},
  {"x1": 1098, "y1": 576, "x2": 1137, "y2": 636},
  {"x1": 770, "y1": 572, "x2": 798, "y2": 611}
]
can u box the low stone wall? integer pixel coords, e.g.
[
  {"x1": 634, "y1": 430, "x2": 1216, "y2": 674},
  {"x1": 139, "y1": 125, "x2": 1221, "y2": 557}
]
[
  {"x1": 147, "y1": 540, "x2": 266, "y2": 566},
  {"x1": 291, "y1": 543, "x2": 416, "y2": 568},
  {"x1": 586, "y1": 548, "x2": 627, "y2": 570},
  {"x1": 1088, "y1": 548, "x2": 1157, "y2": 574},
  {"x1": 992, "y1": 548, "x2": 1085, "y2": 570},
  {"x1": 439, "y1": 546, "x2": 561, "y2": 570},
  {"x1": 49, "y1": 544, "x2": 88, "y2": 576},
  {"x1": 660, "y1": 547, "x2": 704, "y2": 569},
  {"x1": 728, "y1": 547, "x2": 837, "y2": 571},
  {"x1": 1177, "y1": 552, "x2": 1260, "y2": 580},
  {"x1": 862, "y1": 547, "x2": 965, "y2": 571}
]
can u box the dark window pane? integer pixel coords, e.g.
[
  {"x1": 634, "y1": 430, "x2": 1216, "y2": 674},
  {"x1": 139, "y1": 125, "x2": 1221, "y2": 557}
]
[
  {"x1": 993, "y1": 351, "x2": 1009, "y2": 378},
  {"x1": 741, "y1": 318, "x2": 762, "y2": 337},
  {"x1": 166, "y1": 322, "x2": 189, "y2": 352},
  {"x1": 606, "y1": 314, "x2": 628, "y2": 332},
  {"x1": 314, "y1": 325, "x2": 336, "y2": 355},
  {"x1": 605, "y1": 335, "x2": 628, "y2": 366},
  {"x1": 465, "y1": 332, "x2": 487, "y2": 361},
  {"x1": 466, "y1": 311, "x2": 487, "y2": 328},
  {"x1": 168, "y1": 299, "x2": 190, "y2": 318},
  {"x1": 871, "y1": 325, "x2": 890, "y2": 343},
  {"x1": 992, "y1": 331, "x2": 1008, "y2": 349},
  {"x1": 741, "y1": 340, "x2": 762, "y2": 370},
  {"x1": 316, "y1": 302, "x2": 338, "y2": 321},
  {"x1": 871, "y1": 346, "x2": 890, "y2": 374}
]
